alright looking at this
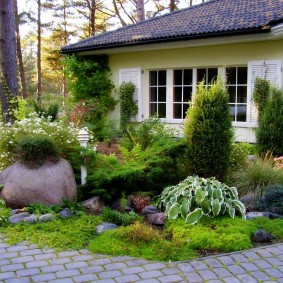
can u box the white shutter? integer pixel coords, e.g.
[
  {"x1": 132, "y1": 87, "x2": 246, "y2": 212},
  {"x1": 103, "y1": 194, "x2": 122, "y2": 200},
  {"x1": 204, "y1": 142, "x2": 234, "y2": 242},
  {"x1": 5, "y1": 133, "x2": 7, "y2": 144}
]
[
  {"x1": 119, "y1": 68, "x2": 143, "y2": 122},
  {"x1": 248, "y1": 60, "x2": 282, "y2": 125}
]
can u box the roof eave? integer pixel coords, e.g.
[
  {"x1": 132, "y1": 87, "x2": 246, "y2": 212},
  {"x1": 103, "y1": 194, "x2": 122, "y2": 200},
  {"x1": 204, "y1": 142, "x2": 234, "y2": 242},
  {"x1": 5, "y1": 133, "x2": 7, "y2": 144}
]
[{"x1": 60, "y1": 28, "x2": 269, "y2": 54}]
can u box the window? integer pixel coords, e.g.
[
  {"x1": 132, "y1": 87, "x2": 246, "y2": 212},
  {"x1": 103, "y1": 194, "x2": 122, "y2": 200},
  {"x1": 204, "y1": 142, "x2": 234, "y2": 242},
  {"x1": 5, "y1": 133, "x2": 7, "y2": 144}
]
[
  {"x1": 149, "y1": 70, "x2": 166, "y2": 118},
  {"x1": 226, "y1": 67, "x2": 248, "y2": 122},
  {"x1": 173, "y1": 69, "x2": 193, "y2": 119},
  {"x1": 197, "y1": 68, "x2": 218, "y2": 86}
]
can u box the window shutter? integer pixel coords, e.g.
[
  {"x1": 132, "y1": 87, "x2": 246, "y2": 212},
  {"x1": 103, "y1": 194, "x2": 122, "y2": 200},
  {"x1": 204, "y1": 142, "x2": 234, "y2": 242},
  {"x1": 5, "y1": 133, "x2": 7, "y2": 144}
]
[
  {"x1": 119, "y1": 68, "x2": 143, "y2": 122},
  {"x1": 248, "y1": 60, "x2": 282, "y2": 125}
]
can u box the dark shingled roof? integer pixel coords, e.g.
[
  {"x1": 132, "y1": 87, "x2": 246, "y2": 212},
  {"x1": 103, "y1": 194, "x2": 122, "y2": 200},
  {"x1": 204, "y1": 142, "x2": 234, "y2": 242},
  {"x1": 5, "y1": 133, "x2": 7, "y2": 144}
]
[{"x1": 61, "y1": 0, "x2": 283, "y2": 53}]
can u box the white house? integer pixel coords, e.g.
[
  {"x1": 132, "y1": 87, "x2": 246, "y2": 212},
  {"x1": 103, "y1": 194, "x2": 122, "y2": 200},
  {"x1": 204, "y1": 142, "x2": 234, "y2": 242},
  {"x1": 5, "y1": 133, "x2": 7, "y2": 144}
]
[{"x1": 61, "y1": 0, "x2": 283, "y2": 143}]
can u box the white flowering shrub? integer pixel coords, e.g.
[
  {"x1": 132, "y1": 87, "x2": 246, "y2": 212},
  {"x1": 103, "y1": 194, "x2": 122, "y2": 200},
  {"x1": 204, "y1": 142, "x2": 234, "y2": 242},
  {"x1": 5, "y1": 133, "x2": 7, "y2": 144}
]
[
  {"x1": 0, "y1": 113, "x2": 92, "y2": 171},
  {"x1": 0, "y1": 199, "x2": 10, "y2": 227}
]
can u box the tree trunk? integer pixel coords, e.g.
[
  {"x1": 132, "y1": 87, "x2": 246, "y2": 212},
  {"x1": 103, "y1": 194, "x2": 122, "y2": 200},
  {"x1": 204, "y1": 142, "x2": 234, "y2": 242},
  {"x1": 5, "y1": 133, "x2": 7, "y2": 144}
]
[
  {"x1": 136, "y1": 0, "x2": 145, "y2": 22},
  {"x1": 0, "y1": 0, "x2": 18, "y2": 123},
  {"x1": 37, "y1": 0, "x2": 42, "y2": 101},
  {"x1": 170, "y1": 0, "x2": 177, "y2": 12},
  {"x1": 14, "y1": 0, "x2": 27, "y2": 99}
]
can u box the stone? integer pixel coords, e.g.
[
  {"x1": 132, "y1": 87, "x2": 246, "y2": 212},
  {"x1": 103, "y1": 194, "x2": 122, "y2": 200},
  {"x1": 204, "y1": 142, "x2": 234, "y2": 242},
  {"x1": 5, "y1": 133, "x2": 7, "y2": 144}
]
[
  {"x1": 82, "y1": 196, "x2": 105, "y2": 214},
  {"x1": 96, "y1": 222, "x2": 118, "y2": 234},
  {"x1": 39, "y1": 213, "x2": 55, "y2": 222},
  {"x1": 246, "y1": 211, "x2": 270, "y2": 220},
  {"x1": 146, "y1": 213, "x2": 165, "y2": 225},
  {"x1": 141, "y1": 205, "x2": 160, "y2": 216},
  {"x1": 24, "y1": 214, "x2": 38, "y2": 223},
  {"x1": 9, "y1": 212, "x2": 30, "y2": 224},
  {"x1": 10, "y1": 209, "x2": 21, "y2": 216},
  {"x1": 240, "y1": 193, "x2": 257, "y2": 212},
  {"x1": 111, "y1": 199, "x2": 122, "y2": 212},
  {"x1": 59, "y1": 208, "x2": 74, "y2": 218},
  {"x1": 253, "y1": 229, "x2": 272, "y2": 243},
  {"x1": 0, "y1": 159, "x2": 77, "y2": 208},
  {"x1": 124, "y1": 200, "x2": 135, "y2": 213}
]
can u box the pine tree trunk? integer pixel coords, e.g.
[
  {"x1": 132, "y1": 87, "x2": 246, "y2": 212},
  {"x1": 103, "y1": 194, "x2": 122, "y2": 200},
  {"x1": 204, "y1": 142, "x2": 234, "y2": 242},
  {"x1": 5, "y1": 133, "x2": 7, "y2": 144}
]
[
  {"x1": 37, "y1": 0, "x2": 42, "y2": 101},
  {"x1": 136, "y1": 0, "x2": 145, "y2": 22},
  {"x1": 14, "y1": 0, "x2": 27, "y2": 99},
  {"x1": 0, "y1": 0, "x2": 18, "y2": 123}
]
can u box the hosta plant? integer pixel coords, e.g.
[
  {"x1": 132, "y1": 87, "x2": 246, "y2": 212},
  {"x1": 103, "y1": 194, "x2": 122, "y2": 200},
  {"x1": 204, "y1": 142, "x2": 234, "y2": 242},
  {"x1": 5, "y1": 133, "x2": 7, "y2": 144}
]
[{"x1": 157, "y1": 176, "x2": 245, "y2": 224}]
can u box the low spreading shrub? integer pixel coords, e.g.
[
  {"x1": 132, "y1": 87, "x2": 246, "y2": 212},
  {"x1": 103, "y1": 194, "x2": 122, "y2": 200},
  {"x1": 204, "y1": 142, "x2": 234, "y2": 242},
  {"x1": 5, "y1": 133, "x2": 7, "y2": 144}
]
[
  {"x1": 101, "y1": 207, "x2": 142, "y2": 226},
  {"x1": 14, "y1": 135, "x2": 60, "y2": 168},
  {"x1": 256, "y1": 184, "x2": 283, "y2": 214},
  {"x1": 157, "y1": 175, "x2": 245, "y2": 224},
  {"x1": 0, "y1": 200, "x2": 10, "y2": 227}
]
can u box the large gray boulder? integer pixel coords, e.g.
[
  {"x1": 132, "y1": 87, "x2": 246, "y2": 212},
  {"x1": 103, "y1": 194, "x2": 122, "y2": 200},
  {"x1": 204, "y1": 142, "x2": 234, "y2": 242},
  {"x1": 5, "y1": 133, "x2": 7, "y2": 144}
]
[{"x1": 0, "y1": 159, "x2": 77, "y2": 208}]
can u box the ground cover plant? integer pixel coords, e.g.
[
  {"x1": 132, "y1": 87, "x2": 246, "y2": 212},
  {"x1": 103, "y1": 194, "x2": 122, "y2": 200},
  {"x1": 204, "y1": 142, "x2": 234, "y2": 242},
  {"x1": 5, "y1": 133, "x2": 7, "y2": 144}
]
[{"x1": 1, "y1": 210, "x2": 283, "y2": 262}]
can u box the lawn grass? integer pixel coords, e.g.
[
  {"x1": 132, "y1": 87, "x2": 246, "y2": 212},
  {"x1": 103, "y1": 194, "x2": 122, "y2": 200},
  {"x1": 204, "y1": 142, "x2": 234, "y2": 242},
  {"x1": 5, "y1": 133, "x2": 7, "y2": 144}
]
[{"x1": 1, "y1": 214, "x2": 283, "y2": 262}]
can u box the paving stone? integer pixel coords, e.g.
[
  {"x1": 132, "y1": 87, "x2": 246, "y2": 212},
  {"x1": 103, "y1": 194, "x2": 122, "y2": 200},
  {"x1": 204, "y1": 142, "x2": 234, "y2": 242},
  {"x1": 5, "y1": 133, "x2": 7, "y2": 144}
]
[
  {"x1": 32, "y1": 273, "x2": 57, "y2": 281},
  {"x1": 72, "y1": 255, "x2": 94, "y2": 262},
  {"x1": 73, "y1": 274, "x2": 98, "y2": 282},
  {"x1": 213, "y1": 267, "x2": 233, "y2": 278},
  {"x1": 1, "y1": 263, "x2": 24, "y2": 272},
  {"x1": 6, "y1": 246, "x2": 29, "y2": 252},
  {"x1": 65, "y1": 261, "x2": 89, "y2": 269},
  {"x1": 122, "y1": 266, "x2": 145, "y2": 275},
  {"x1": 206, "y1": 280, "x2": 223, "y2": 283},
  {"x1": 26, "y1": 260, "x2": 49, "y2": 268},
  {"x1": 177, "y1": 263, "x2": 194, "y2": 273},
  {"x1": 240, "y1": 262, "x2": 259, "y2": 272},
  {"x1": 223, "y1": 277, "x2": 241, "y2": 283},
  {"x1": 143, "y1": 262, "x2": 166, "y2": 271},
  {"x1": 16, "y1": 268, "x2": 40, "y2": 276},
  {"x1": 34, "y1": 253, "x2": 56, "y2": 261},
  {"x1": 226, "y1": 264, "x2": 246, "y2": 275},
  {"x1": 0, "y1": 272, "x2": 15, "y2": 280},
  {"x1": 115, "y1": 274, "x2": 141, "y2": 283},
  {"x1": 20, "y1": 249, "x2": 42, "y2": 256},
  {"x1": 48, "y1": 279, "x2": 74, "y2": 283},
  {"x1": 99, "y1": 270, "x2": 122, "y2": 279},
  {"x1": 139, "y1": 270, "x2": 163, "y2": 279},
  {"x1": 104, "y1": 262, "x2": 127, "y2": 271},
  {"x1": 126, "y1": 259, "x2": 152, "y2": 267},
  {"x1": 264, "y1": 268, "x2": 283, "y2": 278},
  {"x1": 161, "y1": 267, "x2": 181, "y2": 275},
  {"x1": 135, "y1": 280, "x2": 160, "y2": 283},
  {"x1": 89, "y1": 258, "x2": 112, "y2": 266},
  {"x1": 236, "y1": 274, "x2": 258, "y2": 283},
  {"x1": 50, "y1": 257, "x2": 72, "y2": 265},
  {"x1": 80, "y1": 266, "x2": 104, "y2": 274},
  {"x1": 242, "y1": 251, "x2": 261, "y2": 260},
  {"x1": 5, "y1": 278, "x2": 30, "y2": 283},
  {"x1": 56, "y1": 270, "x2": 81, "y2": 278},
  {"x1": 183, "y1": 272, "x2": 203, "y2": 282},
  {"x1": 265, "y1": 257, "x2": 283, "y2": 266},
  {"x1": 250, "y1": 270, "x2": 271, "y2": 281},
  {"x1": 256, "y1": 249, "x2": 273, "y2": 258},
  {"x1": 41, "y1": 264, "x2": 66, "y2": 273},
  {"x1": 190, "y1": 260, "x2": 209, "y2": 270},
  {"x1": 231, "y1": 254, "x2": 249, "y2": 263},
  {"x1": 158, "y1": 275, "x2": 184, "y2": 283},
  {"x1": 198, "y1": 270, "x2": 218, "y2": 280},
  {"x1": 0, "y1": 259, "x2": 11, "y2": 265},
  {"x1": 11, "y1": 255, "x2": 34, "y2": 263},
  {"x1": 93, "y1": 280, "x2": 115, "y2": 283},
  {"x1": 204, "y1": 258, "x2": 223, "y2": 268},
  {"x1": 254, "y1": 259, "x2": 273, "y2": 269},
  {"x1": 58, "y1": 251, "x2": 80, "y2": 257},
  {"x1": 217, "y1": 256, "x2": 235, "y2": 266},
  {"x1": 266, "y1": 247, "x2": 283, "y2": 256},
  {"x1": 0, "y1": 252, "x2": 19, "y2": 259}
]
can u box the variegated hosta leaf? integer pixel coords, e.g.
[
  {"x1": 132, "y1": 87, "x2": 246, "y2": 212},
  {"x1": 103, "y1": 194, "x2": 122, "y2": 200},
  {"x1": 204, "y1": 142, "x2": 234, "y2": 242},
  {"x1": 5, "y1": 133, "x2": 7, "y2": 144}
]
[
  {"x1": 212, "y1": 198, "x2": 221, "y2": 216},
  {"x1": 167, "y1": 203, "x2": 181, "y2": 220},
  {"x1": 225, "y1": 186, "x2": 238, "y2": 199},
  {"x1": 185, "y1": 208, "x2": 203, "y2": 225},
  {"x1": 229, "y1": 206, "x2": 235, "y2": 218},
  {"x1": 232, "y1": 200, "x2": 246, "y2": 217},
  {"x1": 213, "y1": 187, "x2": 223, "y2": 200},
  {"x1": 180, "y1": 199, "x2": 190, "y2": 219},
  {"x1": 201, "y1": 198, "x2": 211, "y2": 215},
  {"x1": 195, "y1": 187, "x2": 208, "y2": 204}
]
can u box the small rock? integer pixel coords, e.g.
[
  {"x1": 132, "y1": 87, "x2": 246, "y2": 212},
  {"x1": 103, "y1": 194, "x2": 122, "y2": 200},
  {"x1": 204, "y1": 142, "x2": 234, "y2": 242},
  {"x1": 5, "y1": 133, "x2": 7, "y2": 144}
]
[
  {"x1": 254, "y1": 229, "x2": 272, "y2": 243},
  {"x1": 240, "y1": 193, "x2": 257, "y2": 212},
  {"x1": 141, "y1": 205, "x2": 160, "y2": 216},
  {"x1": 267, "y1": 212, "x2": 283, "y2": 219},
  {"x1": 24, "y1": 214, "x2": 38, "y2": 223},
  {"x1": 39, "y1": 213, "x2": 55, "y2": 222},
  {"x1": 245, "y1": 211, "x2": 270, "y2": 220},
  {"x1": 59, "y1": 208, "x2": 74, "y2": 218},
  {"x1": 111, "y1": 199, "x2": 122, "y2": 212},
  {"x1": 146, "y1": 213, "x2": 165, "y2": 225},
  {"x1": 96, "y1": 222, "x2": 118, "y2": 234},
  {"x1": 248, "y1": 155, "x2": 257, "y2": 162},
  {"x1": 124, "y1": 200, "x2": 135, "y2": 212},
  {"x1": 10, "y1": 209, "x2": 21, "y2": 216},
  {"x1": 9, "y1": 212, "x2": 30, "y2": 224},
  {"x1": 82, "y1": 196, "x2": 105, "y2": 214}
]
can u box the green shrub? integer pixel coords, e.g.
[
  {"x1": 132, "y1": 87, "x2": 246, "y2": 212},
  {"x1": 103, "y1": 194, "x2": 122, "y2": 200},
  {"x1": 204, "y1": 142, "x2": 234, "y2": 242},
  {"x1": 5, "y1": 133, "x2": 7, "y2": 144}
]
[
  {"x1": 256, "y1": 87, "x2": 283, "y2": 156},
  {"x1": 33, "y1": 100, "x2": 59, "y2": 122},
  {"x1": 231, "y1": 153, "x2": 283, "y2": 198},
  {"x1": 253, "y1": 77, "x2": 270, "y2": 120},
  {"x1": 14, "y1": 135, "x2": 60, "y2": 168},
  {"x1": 256, "y1": 184, "x2": 283, "y2": 213},
  {"x1": 101, "y1": 207, "x2": 142, "y2": 226},
  {"x1": 0, "y1": 200, "x2": 10, "y2": 227},
  {"x1": 157, "y1": 175, "x2": 245, "y2": 224},
  {"x1": 119, "y1": 82, "x2": 138, "y2": 133},
  {"x1": 184, "y1": 79, "x2": 233, "y2": 181}
]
